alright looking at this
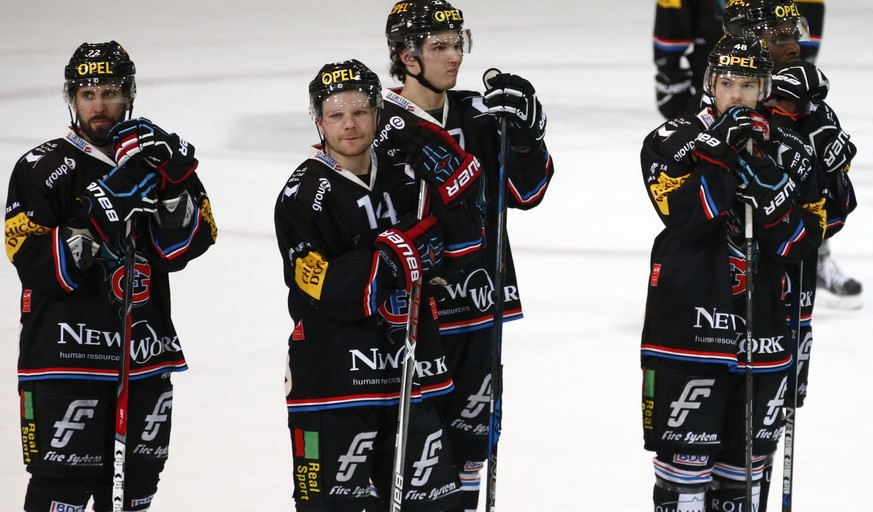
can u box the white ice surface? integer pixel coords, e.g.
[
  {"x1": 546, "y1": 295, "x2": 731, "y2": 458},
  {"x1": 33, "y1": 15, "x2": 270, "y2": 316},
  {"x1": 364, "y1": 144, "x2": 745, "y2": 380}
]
[{"x1": 1, "y1": 1, "x2": 871, "y2": 510}]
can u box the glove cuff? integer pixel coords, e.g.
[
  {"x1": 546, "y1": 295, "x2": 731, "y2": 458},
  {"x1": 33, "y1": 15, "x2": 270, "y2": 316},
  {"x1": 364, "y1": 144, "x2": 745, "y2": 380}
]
[{"x1": 376, "y1": 228, "x2": 421, "y2": 291}]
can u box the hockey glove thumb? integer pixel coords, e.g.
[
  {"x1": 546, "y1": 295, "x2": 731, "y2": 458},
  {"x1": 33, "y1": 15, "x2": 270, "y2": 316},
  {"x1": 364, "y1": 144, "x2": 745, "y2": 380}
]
[
  {"x1": 711, "y1": 105, "x2": 756, "y2": 149},
  {"x1": 402, "y1": 121, "x2": 482, "y2": 206}
]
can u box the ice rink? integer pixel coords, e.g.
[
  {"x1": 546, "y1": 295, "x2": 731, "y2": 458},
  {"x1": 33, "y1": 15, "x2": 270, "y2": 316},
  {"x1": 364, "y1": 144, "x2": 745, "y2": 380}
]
[{"x1": 1, "y1": 1, "x2": 871, "y2": 510}]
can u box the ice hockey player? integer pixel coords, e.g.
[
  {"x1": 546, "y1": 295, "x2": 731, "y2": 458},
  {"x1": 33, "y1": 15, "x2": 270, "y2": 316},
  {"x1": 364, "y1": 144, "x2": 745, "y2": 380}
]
[
  {"x1": 724, "y1": 0, "x2": 861, "y2": 306},
  {"x1": 652, "y1": 0, "x2": 725, "y2": 119},
  {"x1": 274, "y1": 58, "x2": 485, "y2": 511},
  {"x1": 376, "y1": 1, "x2": 555, "y2": 509},
  {"x1": 639, "y1": 35, "x2": 828, "y2": 512},
  {"x1": 5, "y1": 41, "x2": 216, "y2": 511}
]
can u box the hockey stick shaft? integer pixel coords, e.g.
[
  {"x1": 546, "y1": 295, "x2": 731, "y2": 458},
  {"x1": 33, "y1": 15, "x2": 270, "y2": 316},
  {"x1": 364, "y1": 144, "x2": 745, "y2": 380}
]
[
  {"x1": 485, "y1": 114, "x2": 510, "y2": 512},
  {"x1": 744, "y1": 139, "x2": 755, "y2": 510},
  {"x1": 782, "y1": 261, "x2": 802, "y2": 512},
  {"x1": 390, "y1": 182, "x2": 429, "y2": 512},
  {"x1": 113, "y1": 220, "x2": 135, "y2": 512}
]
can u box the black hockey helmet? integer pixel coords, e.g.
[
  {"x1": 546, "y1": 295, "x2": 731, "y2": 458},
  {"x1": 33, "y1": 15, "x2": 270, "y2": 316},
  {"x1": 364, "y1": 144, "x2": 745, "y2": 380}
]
[
  {"x1": 386, "y1": 0, "x2": 471, "y2": 57},
  {"x1": 63, "y1": 41, "x2": 136, "y2": 104},
  {"x1": 704, "y1": 35, "x2": 774, "y2": 100},
  {"x1": 386, "y1": 0, "x2": 465, "y2": 44},
  {"x1": 723, "y1": 0, "x2": 771, "y2": 37},
  {"x1": 308, "y1": 59, "x2": 382, "y2": 119},
  {"x1": 763, "y1": 0, "x2": 810, "y2": 45}
]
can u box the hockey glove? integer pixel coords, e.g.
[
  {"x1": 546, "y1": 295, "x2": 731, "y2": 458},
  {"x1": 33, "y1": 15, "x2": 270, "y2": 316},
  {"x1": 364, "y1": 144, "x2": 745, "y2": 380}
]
[
  {"x1": 735, "y1": 154, "x2": 796, "y2": 226},
  {"x1": 79, "y1": 164, "x2": 158, "y2": 240},
  {"x1": 61, "y1": 217, "x2": 100, "y2": 272},
  {"x1": 402, "y1": 121, "x2": 482, "y2": 206},
  {"x1": 711, "y1": 106, "x2": 757, "y2": 148},
  {"x1": 807, "y1": 104, "x2": 856, "y2": 173},
  {"x1": 483, "y1": 72, "x2": 547, "y2": 150},
  {"x1": 375, "y1": 214, "x2": 444, "y2": 291},
  {"x1": 772, "y1": 60, "x2": 829, "y2": 112},
  {"x1": 655, "y1": 69, "x2": 693, "y2": 119},
  {"x1": 109, "y1": 117, "x2": 198, "y2": 191}
]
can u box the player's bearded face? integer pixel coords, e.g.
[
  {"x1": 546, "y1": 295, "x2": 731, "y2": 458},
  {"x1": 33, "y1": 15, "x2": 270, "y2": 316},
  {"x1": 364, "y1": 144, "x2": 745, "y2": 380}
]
[
  {"x1": 318, "y1": 91, "x2": 378, "y2": 159},
  {"x1": 73, "y1": 84, "x2": 128, "y2": 146}
]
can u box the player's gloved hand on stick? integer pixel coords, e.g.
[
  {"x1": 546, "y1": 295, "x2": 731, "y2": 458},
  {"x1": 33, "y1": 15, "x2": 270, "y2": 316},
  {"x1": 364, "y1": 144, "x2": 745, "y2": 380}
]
[
  {"x1": 78, "y1": 164, "x2": 158, "y2": 240},
  {"x1": 109, "y1": 117, "x2": 198, "y2": 193},
  {"x1": 402, "y1": 120, "x2": 482, "y2": 206},
  {"x1": 735, "y1": 154, "x2": 795, "y2": 226},
  {"x1": 711, "y1": 106, "x2": 757, "y2": 148},
  {"x1": 376, "y1": 214, "x2": 444, "y2": 290},
  {"x1": 694, "y1": 106, "x2": 766, "y2": 170},
  {"x1": 483, "y1": 70, "x2": 547, "y2": 150},
  {"x1": 655, "y1": 68, "x2": 693, "y2": 119}
]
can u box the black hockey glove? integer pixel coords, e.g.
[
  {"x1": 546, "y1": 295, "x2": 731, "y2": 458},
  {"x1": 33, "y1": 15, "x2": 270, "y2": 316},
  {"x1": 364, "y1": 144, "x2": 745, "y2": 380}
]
[
  {"x1": 402, "y1": 120, "x2": 482, "y2": 206},
  {"x1": 711, "y1": 106, "x2": 757, "y2": 148},
  {"x1": 807, "y1": 104, "x2": 856, "y2": 174},
  {"x1": 655, "y1": 69, "x2": 693, "y2": 119},
  {"x1": 772, "y1": 60, "x2": 829, "y2": 112},
  {"x1": 79, "y1": 164, "x2": 158, "y2": 240},
  {"x1": 109, "y1": 117, "x2": 198, "y2": 192},
  {"x1": 483, "y1": 72, "x2": 547, "y2": 150},
  {"x1": 735, "y1": 154, "x2": 796, "y2": 226},
  {"x1": 694, "y1": 107, "x2": 767, "y2": 170},
  {"x1": 60, "y1": 217, "x2": 100, "y2": 272},
  {"x1": 376, "y1": 214, "x2": 444, "y2": 291}
]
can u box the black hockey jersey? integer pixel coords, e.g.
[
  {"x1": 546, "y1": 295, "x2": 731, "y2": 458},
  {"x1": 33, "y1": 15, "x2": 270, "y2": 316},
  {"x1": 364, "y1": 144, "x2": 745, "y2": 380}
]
[
  {"x1": 5, "y1": 129, "x2": 217, "y2": 381},
  {"x1": 640, "y1": 108, "x2": 826, "y2": 372},
  {"x1": 275, "y1": 147, "x2": 482, "y2": 413},
  {"x1": 373, "y1": 89, "x2": 554, "y2": 335}
]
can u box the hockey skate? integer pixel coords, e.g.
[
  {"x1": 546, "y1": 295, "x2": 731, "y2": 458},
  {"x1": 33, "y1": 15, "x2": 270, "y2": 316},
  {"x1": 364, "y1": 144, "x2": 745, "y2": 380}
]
[{"x1": 817, "y1": 251, "x2": 863, "y2": 310}]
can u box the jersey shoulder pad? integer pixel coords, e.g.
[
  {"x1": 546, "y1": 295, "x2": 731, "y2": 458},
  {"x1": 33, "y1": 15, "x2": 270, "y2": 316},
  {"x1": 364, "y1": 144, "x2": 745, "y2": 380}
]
[
  {"x1": 644, "y1": 115, "x2": 701, "y2": 164},
  {"x1": 14, "y1": 138, "x2": 86, "y2": 190},
  {"x1": 449, "y1": 89, "x2": 488, "y2": 114},
  {"x1": 279, "y1": 158, "x2": 333, "y2": 211}
]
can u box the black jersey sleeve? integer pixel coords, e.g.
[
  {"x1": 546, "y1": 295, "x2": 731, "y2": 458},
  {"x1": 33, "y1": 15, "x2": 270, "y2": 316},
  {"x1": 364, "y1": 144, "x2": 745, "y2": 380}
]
[
  {"x1": 274, "y1": 166, "x2": 402, "y2": 323},
  {"x1": 5, "y1": 146, "x2": 94, "y2": 295},
  {"x1": 144, "y1": 173, "x2": 217, "y2": 272},
  {"x1": 641, "y1": 116, "x2": 739, "y2": 238}
]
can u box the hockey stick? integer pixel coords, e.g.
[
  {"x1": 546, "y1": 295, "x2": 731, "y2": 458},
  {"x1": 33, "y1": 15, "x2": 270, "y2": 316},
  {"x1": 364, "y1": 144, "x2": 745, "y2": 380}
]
[
  {"x1": 390, "y1": 182, "x2": 430, "y2": 512},
  {"x1": 781, "y1": 261, "x2": 803, "y2": 512},
  {"x1": 743, "y1": 139, "x2": 755, "y2": 511},
  {"x1": 483, "y1": 67, "x2": 510, "y2": 512},
  {"x1": 113, "y1": 219, "x2": 135, "y2": 512}
]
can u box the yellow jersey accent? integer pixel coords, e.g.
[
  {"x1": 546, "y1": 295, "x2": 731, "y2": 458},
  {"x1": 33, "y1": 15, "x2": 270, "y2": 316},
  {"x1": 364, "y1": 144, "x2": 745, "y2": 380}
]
[
  {"x1": 649, "y1": 172, "x2": 691, "y2": 216},
  {"x1": 5, "y1": 212, "x2": 51, "y2": 262},
  {"x1": 295, "y1": 251, "x2": 328, "y2": 300}
]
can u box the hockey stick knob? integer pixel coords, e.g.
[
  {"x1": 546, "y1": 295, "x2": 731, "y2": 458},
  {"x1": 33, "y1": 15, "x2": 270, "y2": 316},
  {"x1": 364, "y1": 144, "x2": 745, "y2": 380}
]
[{"x1": 482, "y1": 68, "x2": 502, "y2": 89}]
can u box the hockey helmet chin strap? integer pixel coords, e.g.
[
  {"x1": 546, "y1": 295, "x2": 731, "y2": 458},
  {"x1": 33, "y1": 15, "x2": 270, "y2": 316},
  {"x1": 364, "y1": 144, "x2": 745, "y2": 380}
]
[{"x1": 408, "y1": 57, "x2": 445, "y2": 95}]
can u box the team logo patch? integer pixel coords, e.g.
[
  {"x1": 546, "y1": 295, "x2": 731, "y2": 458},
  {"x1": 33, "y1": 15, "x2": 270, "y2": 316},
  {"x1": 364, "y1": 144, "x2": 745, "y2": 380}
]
[{"x1": 111, "y1": 262, "x2": 152, "y2": 304}]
